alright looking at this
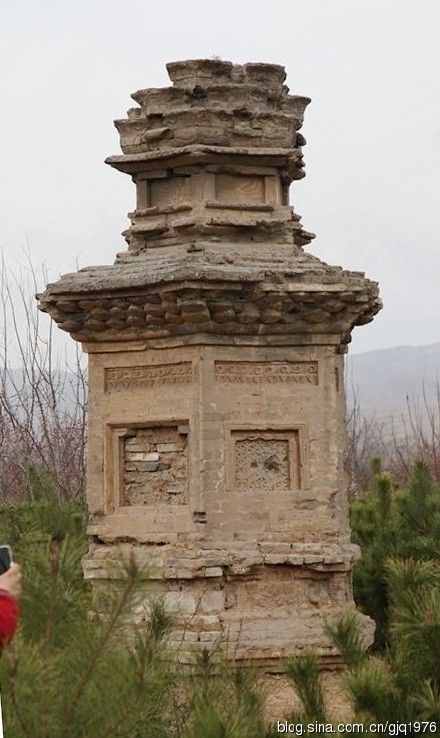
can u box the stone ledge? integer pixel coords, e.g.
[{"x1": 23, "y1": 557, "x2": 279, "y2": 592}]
[
  {"x1": 206, "y1": 201, "x2": 274, "y2": 212},
  {"x1": 83, "y1": 541, "x2": 361, "y2": 580},
  {"x1": 105, "y1": 144, "x2": 303, "y2": 174}
]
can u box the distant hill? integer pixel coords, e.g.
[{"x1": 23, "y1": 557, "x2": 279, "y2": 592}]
[{"x1": 346, "y1": 342, "x2": 440, "y2": 421}]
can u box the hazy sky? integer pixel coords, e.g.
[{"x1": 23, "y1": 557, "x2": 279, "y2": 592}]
[{"x1": 2, "y1": 0, "x2": 439, "y2": 354}]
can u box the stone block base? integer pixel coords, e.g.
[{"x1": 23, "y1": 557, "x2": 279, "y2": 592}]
[{"x1": 84, "y1": 540, "x2": 374, "y2": 670}]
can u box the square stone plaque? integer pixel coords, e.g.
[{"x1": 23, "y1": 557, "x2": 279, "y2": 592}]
[{"x1": 227, "y1": 426, "x2": 304, "y2": 492}]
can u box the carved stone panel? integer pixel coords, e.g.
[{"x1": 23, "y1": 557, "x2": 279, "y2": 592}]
[
  {"x1": 149, "y1": 176, "x2": 190, "y2": 207},
  {"x1": 105, "y1": 363, "x2": 192, "y2": 392},
  {"x1": 215, "y1": 361, "x2": 318, "y2": 385},
  {"x1": 231, "y1": 429, "x2": 301, "y2": 491},
  {"x1": 122, "y1": 426, "x2": 188, "y2": 505},
  {"x1": 215, "y1": 174, "x2": 265, "y2": 204}
]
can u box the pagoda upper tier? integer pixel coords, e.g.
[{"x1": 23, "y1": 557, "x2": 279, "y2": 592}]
[
  {"x1": 37, "y1": 59, "x2": 382, "y2": 347},
  {"x1": 107, "y1": 58, "x2": 314, "y2": 250}
]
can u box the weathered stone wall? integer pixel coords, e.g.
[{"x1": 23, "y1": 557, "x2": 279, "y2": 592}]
[{"x1": 84, "y1": 342, "x2": 373, "y2": 669}]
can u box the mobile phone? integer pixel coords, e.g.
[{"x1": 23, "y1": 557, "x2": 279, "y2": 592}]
[{"x1": 0, "y1": 546, "x2": 13, "y2": 575}]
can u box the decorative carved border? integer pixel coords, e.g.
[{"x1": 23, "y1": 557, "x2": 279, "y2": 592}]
[
  {"x1": 105, "y1": 362, "x2": 193, "y2": 393},
  {"x1": 215, "y1": 361, "x2": 318, "y2": 385}
]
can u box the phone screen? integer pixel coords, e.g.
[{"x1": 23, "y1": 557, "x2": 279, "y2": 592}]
[{"x1": 0, "y1": 546, "x2": 12, "y2": 575}]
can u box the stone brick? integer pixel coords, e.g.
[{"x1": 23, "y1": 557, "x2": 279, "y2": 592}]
[
  {"x1": 163, "y1": 591, "x2": 196, "y2": 615},
  {"x1": 126, "y1": 452, "x2": 158, "y2": 462}
]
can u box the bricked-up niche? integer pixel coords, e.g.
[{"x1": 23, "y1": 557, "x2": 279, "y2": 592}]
[
  {"x1": 123, "y1": 426, "x2": 188, "y2": 505},
  {"x1": 232, "y1": 430, "x2": 302, "y2": 491}
]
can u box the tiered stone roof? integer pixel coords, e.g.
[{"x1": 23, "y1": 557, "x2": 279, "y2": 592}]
[{"x1": 37, "y1": 59, "x2": 381, "y2": 346}]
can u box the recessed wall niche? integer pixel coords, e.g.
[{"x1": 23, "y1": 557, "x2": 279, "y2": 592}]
[{"x1": 119, "y1": 425, "x2": 189, "y2": 506}]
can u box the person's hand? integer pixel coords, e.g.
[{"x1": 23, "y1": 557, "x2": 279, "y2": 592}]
[{"x1": 0, "y1": 563, "x2": 22, "y2": 599}]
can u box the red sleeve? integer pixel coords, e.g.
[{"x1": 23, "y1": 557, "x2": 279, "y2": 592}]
[{"x1": 0, "y1": 590, "x2": 19, "y2": 646}]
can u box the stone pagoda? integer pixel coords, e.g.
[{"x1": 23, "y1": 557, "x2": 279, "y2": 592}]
[{"x1": 38, "y1": 59, "x2": 381, "y2": 685}]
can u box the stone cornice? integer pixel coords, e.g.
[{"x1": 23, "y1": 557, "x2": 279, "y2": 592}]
[
  {"x1": 105, "y1": 144, "x2": 305, "y2": 178},
  {"x1": 38, "y1": 241, "x2": 381, "y2": 345}
]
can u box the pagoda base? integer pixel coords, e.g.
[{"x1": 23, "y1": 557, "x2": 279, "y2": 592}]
[{"x1": 84, "y1": 539, "x2": 374, "y2": 667}]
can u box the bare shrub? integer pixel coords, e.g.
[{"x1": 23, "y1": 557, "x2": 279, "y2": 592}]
[
  {"x1": 387, "y1": 385, "x2": 440, "y2": 483},
  {"x1": 346, "y1": 382, "x2": 440, "y2": 492},
  {"x1": 345, "y1": 389, "x2": 388, "y2": 496},
  {"x1": 0, "y1": 255, "x2": 87, "y2": 502}
]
